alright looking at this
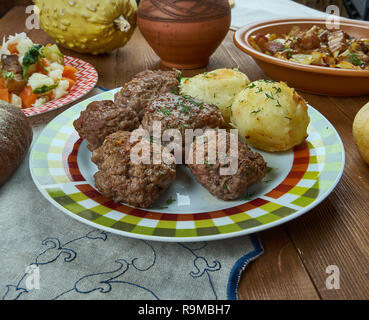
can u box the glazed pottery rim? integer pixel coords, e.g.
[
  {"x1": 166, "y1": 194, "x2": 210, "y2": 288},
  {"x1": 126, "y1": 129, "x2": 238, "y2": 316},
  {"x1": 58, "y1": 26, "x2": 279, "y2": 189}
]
[
  {"x1": 234, "y1": 17, "x2": 369, "y2": 77},
  {"x1": 137, "y1": 0, "x2": 231, "y2": 22}
]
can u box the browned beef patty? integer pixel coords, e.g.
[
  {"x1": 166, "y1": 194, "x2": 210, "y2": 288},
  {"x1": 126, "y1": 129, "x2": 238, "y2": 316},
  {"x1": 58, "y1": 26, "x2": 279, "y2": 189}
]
[
  {"x1": 141, "y1": 93, "x2": 225, "y2": 157},
  {"x1": 73, "y1": 69, "x2": 180, "y2": 151},
  {"x1": 114, "y1": 69, "x2": 180, "y2": 121},
  {"x1": 187, "y1": 130, "x2": 267, "y2": 201},
  {"x1": 73, "y1": 100, "x2": 139, "y2": 151},
  {"x1": 91, "y1": 131, "x2": 176, "y2": 208}
]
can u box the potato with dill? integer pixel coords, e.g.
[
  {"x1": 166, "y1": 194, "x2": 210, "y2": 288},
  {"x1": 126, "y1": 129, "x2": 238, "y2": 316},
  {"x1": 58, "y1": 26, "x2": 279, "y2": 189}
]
[
  {"x1": 180, "y1": 68, "x2": 250, "y2": 123},
  {"x1": 231, "y1": 80, "x2": 310, "y2": 152}
]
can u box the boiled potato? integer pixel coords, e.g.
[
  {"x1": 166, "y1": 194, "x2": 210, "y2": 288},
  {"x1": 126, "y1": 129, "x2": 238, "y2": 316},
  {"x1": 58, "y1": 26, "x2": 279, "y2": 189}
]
[
  {"x1": 231, "y1": 80, "x2": 310, "y2": 152},
  {"x1": 353, "y1": 101, "x2": 369, "y2": 165},
  {"x1": 180, "y1": 68, "x2": 250, "y2": 123}
]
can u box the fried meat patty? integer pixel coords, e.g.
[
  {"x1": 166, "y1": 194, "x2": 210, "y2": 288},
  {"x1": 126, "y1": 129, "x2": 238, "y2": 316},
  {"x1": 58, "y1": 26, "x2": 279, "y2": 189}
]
[
  {"x1": 73, "y1": 69, "x2": 180, "y2": 151},
  {"x1": 187, "y1": 130, "x2": 267, "y2": 200},
  {"x1": 141, "y1": 93, "x2": 225, "y2": 155},
  {"x1": 73, "y1": 100, "x2": 140, "y2": 151},
  {"x1": 91, "y1": 131, "x2": 176, "y2": 208},
  {"x1": 114, "y1": 69, "x2": 181, "y2": 121}
]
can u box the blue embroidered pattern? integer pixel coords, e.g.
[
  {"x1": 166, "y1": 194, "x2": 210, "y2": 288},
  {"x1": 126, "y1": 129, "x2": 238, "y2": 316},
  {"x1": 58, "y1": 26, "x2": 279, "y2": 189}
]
[
  {"x1": 178, "y1": 242, "x2": 221, "y2": 300},
  {"x1": 1, "y1": 230, "x2": 236, "y2": 300}
]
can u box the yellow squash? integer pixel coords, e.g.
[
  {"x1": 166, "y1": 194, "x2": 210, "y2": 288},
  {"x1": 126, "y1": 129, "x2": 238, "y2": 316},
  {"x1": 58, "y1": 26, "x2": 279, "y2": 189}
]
[{"x1": 34, "y1": 0, "x2": 137, "y2": 55}]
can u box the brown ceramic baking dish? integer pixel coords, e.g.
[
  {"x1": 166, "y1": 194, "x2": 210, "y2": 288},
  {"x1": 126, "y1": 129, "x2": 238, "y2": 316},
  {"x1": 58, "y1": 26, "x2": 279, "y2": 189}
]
[{"x1": 234, "y1": 18, "x2": 369, "y2": 96}]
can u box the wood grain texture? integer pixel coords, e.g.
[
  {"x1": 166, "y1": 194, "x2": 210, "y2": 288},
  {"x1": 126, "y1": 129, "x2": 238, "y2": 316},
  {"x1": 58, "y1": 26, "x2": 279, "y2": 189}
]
[
  {"x1": 1, "y1": 6, "x2": 368, "y2": 300},
  {"x1": 238, "y1": 226, "x2": 320, "y2": 300}
]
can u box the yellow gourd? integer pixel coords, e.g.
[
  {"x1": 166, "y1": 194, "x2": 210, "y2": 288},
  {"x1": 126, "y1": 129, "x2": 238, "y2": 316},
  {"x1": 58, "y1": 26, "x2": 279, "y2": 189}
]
[{"x1": 34, "y1": 0, "x2": 137, "y2": 55}]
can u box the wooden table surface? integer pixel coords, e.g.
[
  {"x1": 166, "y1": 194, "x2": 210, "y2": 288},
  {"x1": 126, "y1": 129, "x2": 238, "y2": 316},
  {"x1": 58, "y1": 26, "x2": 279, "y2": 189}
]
[{"x1": 1, "y1": 7, "x2": 368, "y2": 300}]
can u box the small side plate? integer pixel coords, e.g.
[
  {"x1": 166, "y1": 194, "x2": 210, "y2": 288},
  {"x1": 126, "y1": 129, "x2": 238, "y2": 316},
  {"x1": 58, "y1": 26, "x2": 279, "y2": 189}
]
[{"x1": 22, "y1": 56, "x2": 98, "y2": 117}]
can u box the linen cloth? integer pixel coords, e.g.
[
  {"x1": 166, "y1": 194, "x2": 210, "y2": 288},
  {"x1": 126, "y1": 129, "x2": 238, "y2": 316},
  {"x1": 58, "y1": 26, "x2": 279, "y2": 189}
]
[
  {"x1": 0, "y1": 88, "x2": 263, "y2": 300},
  {"x1": 231, "y1": 0, "x2": 331, "y2": 30}
]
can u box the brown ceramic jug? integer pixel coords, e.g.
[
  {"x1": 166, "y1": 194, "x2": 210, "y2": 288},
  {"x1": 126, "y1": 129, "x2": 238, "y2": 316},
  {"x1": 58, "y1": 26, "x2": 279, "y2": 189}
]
[{"x1": 137, "y1": 0, "x2": 231, "y2": 69}]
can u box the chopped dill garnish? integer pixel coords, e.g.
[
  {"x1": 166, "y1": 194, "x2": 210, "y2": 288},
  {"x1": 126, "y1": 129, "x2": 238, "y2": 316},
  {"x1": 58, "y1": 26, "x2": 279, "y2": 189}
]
[
  {"x1": 176, "y1": 71, "x2": 182, "y2": 81},
  {"x1": 160, "y1": 107, "x2": 171, "y2": 115},
  {"x1": 166, "y1": 196, "x2": 176, "y2": 205},
  {"x1": 260, "y1": 79, "x2": 275, "y2": 83},
  {"x1": 265, "y1": 92, "x2": 275, "y2": 100},
  {"x1": 204, "y1": 160, "x2": 213, "y2": 168},
  {"x1": 181, "y1": 105, "x2": 190, "y2": 113},
  {"x1": 273, "y1": 87, "x2": 282, "y2": 94},
  {"x1": 178, "y1": 123, "x2": 185, "y2": 131},
  {"x1": 222, "y1": 181, "x2": 228, "y2": 190}
]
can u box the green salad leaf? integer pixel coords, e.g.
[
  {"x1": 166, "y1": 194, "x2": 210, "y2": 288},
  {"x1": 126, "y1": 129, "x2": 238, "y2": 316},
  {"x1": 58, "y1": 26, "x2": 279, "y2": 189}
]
[{"x1": 22, "y1": 44, "x2": 43, "y2": 79}]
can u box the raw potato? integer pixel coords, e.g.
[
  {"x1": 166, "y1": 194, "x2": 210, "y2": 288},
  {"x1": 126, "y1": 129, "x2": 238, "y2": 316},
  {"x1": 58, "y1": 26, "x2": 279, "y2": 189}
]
[
  {"x1": 231, "y1": 80, "x2": 310, "y2": 152},
  {"x1": 180, "y1": 68, "x2": 250, "y2": 123},
  {"x1": 353, "y1": 101, "x2": 369, "y2": 165}
]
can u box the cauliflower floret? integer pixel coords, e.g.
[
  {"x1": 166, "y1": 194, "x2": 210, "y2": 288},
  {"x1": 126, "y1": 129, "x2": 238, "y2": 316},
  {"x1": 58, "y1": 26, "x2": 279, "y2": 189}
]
[
  {"x1": 0, "y1": 42, "x2": 10, "y2": 55},
  {"x1": 48, "y1": 69, "x2": 63, "y2": 81},
  {"x1": 10, "y1": 94, "x2": 22, "y2": 108},
  {"x1": 32, "y1": 97, "x2": 49, "y2": 108},
  {"x1": 0, "y1": 32, "x2": 33, "y2": 57},
  {"x1": 48, "y1": 62, "x2": 64, "y2": 72},
  {"x1": 28, "y1": 73, "x2": 54, "y2": 91},
  {"x1": 16, "y1": 37, "x2": 33, "y2": 57},
  {"x1": 53, "y1": 79, "x2": 69, "y2": 99}
]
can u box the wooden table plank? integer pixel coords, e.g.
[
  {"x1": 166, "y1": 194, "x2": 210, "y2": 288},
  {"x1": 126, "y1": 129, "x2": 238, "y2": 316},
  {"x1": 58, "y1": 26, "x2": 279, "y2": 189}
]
[
  {"x1": 239, "y1": 226, "x2": 320, "y2": 300},
  {"x1": 284, "y1": 93, "x2": 369, "y2": 300},
  {"x1": 1, "y1": 6, "x2": 368, "y2": 300}
]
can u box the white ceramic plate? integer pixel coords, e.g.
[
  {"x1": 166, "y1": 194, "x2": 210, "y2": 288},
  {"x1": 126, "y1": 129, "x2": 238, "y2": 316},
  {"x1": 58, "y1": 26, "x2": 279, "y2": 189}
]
[{"x1": 30, "y1": 89, "x2": 345, "y2": 242}]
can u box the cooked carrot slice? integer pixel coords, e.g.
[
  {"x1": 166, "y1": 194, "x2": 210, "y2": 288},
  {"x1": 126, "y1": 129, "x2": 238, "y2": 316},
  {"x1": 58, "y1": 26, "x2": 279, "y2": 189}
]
[
  {"x1": 41, "y1": 58, "x2": 49, "y2": 67},
  {"x1": 0, "y1": 88, "x2": 10, "y2": 102},
  {"x1": 19, "y1": 86, "x2": 37, "y2": 108},
  {"x1": 62, "y1": 77, "x2": 76, "y2": 91},
  {"x1": 7, "y1": 42, "x2": 19, "y2": 54},
  {"x1": 62, "y1": 65, "x2": 78, "y2": 82},
  {"x1": 0, "y1": 78, "x2": 5, "y2": 89}
]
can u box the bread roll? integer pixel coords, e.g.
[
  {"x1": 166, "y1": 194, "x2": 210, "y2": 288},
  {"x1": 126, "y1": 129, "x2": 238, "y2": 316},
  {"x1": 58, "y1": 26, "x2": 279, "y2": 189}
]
[{"x1": 0, "y1": 101, "x2": 33, "y2": 186}]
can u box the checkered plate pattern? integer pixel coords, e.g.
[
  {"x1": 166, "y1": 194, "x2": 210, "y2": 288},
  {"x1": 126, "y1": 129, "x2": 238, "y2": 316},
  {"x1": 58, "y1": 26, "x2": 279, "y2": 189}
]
[
  {"x1": 30, "y1": 89, "x2": 345, "y2": 242},
  {"x1": 22, "y1": 56, "x2": 98, "y2": 117}
]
